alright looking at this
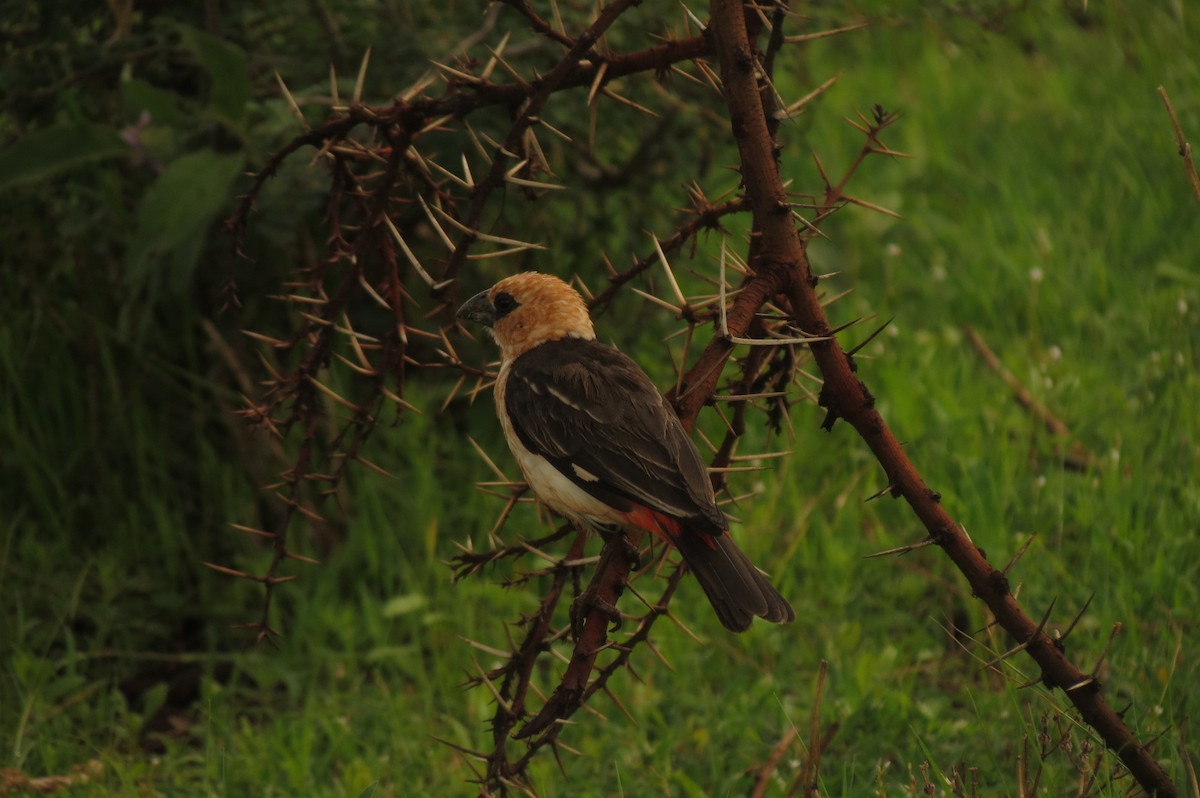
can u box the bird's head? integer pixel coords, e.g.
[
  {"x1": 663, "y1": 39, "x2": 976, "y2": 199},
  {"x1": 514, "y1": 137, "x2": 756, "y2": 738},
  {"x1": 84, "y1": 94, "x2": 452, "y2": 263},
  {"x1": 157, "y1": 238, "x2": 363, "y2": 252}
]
[{"x1": 457, "y1": 272, "x2": 596, "y2": 361}]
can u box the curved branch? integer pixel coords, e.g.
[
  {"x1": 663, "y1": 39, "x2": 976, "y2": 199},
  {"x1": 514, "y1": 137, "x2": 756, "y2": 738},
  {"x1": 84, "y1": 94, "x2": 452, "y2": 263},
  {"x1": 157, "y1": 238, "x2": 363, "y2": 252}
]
[
  {"x1": 436, "y1": 0, "x2": 655, "y2": 293},
  {"x1": 225, "y1": 33, "x2": 711, "y2": 252},
  {"x1": 707, "y1": 1, "x2": 1176, "y2": 795},
  {"x1": 588, "y1": 195, "x2": 750, "y2": 315}
]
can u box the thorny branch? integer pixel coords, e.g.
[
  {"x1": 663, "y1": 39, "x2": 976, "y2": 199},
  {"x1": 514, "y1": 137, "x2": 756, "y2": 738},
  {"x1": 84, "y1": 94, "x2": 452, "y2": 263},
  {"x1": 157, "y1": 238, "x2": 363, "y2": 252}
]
[
  {"x1": 707, "y1": 0, "x2": 1176, "y2": 795},
  {"x1": 219, "y1": 2, "x2": 1178, "y2": 797},
  {"x1": 218, "y1": 2, "x2": 720, "y2": 649}
]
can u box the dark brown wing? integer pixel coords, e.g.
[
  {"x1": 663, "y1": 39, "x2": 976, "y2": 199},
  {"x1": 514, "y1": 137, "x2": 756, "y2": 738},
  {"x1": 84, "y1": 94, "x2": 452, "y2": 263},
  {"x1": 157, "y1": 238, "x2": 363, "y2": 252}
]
[{"x1": 504, "y1": 337, "x2": 725, "y2": 534}]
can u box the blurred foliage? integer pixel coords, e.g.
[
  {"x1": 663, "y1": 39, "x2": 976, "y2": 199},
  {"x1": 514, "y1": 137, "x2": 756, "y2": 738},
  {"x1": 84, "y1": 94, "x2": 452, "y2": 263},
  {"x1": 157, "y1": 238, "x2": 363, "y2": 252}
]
[{"x1": 0, "y1": 0, "x2": 495, "y2": 698}]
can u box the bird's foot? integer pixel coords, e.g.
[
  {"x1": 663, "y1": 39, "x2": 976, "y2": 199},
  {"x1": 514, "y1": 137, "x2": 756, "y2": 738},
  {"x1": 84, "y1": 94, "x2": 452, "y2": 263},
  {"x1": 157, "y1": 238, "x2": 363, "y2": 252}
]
[
  {"x1": 593, "y1": 523, "x2": 642, "y2": 569},
  {"x1": 570, "y1": 589, "x2": 623, "y2": 639}
]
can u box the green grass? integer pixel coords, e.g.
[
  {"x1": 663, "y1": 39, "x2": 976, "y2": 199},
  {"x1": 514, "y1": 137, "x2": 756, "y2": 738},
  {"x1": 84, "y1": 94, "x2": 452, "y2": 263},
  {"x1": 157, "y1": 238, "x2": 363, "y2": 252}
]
[{"x1": 3, "y1": 3, "x2": 1198, "y2": 796}]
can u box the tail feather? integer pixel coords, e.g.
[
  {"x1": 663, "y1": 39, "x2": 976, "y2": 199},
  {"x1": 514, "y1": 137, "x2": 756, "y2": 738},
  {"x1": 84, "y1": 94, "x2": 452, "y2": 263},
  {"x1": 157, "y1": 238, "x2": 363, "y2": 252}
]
[{"x1": 674, "y1": 531, "x2": 795, "y2": 633}]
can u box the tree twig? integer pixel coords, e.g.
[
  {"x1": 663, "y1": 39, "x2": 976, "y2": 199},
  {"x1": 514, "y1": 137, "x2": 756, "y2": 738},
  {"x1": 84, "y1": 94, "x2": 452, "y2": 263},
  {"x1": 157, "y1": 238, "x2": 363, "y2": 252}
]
[
  {"x1": 962, "y1": 324, "x2": 1095, "y2": 470},
  {"x1": 1157, "y1": 85, "x2": 1200, "y2": 206}
]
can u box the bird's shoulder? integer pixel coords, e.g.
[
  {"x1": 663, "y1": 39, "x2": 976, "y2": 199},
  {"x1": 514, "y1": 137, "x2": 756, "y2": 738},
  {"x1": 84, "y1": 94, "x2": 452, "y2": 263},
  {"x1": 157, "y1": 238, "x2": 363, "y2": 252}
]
[
  {"x1": 501, "y1": 336, "x2": 725, "y2": 533},
  {"x1": 506, "y1": 337, "x2": 662, "y2": 416}
]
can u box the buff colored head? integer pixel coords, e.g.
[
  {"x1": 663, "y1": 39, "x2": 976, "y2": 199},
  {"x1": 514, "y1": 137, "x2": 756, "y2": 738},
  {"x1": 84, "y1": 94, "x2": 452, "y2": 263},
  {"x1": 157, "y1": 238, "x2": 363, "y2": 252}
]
[{"x1": 457, "y1": 272, "x2": 596, "y2": 361}]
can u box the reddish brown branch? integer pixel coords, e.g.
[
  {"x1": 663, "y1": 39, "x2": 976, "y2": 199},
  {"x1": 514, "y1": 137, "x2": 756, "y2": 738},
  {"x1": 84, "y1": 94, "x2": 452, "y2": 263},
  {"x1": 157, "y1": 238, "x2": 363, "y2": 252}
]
[
  {"x1": 667, "y1": 265, "x2": 791, "y2": 429},
  {"x1": 481, "y1": 529, "x2": 588, "y2": 788},
  {"x1": 437, "y1": 0, "x2": 647, "y2": 293},
  {"x1": 499, "y1": 0, "x2": 579, "y2": 50},
  {"x1": 588, "y1": 195, "x2": 751, "y2": 314},
  {"x1": 511, "y1": 560, "x2": 688, "y2": 776},
  {"x1": 707, "y1": 1, "x2": 1176, "y2": 795},
  {"x1": 225, "y1": 34, "x2": 710, "y2": 254},
  {"x1": 962, "y1": 324, "x2": 1094, "y2": 471},
  {"x1": 1158, "y1": 85, "x2": 1200, "y2": 206},
  {"x1": 514, "y1": 529, "x2": 644, "y2": 739},
  {"x1": 218, "y1": 123, "x2": 418, "y2": 645}
]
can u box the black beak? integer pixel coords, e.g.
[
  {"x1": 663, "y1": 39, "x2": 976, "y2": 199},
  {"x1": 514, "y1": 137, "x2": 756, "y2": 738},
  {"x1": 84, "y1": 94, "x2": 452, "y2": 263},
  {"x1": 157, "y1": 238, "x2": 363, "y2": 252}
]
[{"x1": 456, "y1": 289, "x2": 496, "y2": 328}]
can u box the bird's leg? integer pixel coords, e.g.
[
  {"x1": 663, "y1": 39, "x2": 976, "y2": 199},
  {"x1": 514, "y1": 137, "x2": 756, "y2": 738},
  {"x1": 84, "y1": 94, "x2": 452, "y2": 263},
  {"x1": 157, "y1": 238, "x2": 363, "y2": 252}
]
[
  {"x1": 570, "y1": 592, "x2": 621, "y2": 639},
  {"x1": 569, "y1": 524, "x2": 638, "y2": 638},
  {"x1": 593, "y1": 523, "x2": 642, "y2": 568}
]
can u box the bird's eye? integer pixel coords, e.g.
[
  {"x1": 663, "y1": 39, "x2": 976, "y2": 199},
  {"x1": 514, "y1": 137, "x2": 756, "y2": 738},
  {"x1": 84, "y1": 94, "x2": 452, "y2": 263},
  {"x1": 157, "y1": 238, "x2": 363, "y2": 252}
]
[{"x1": 493, "y1": 291, "x2": 520, "y2": 319}]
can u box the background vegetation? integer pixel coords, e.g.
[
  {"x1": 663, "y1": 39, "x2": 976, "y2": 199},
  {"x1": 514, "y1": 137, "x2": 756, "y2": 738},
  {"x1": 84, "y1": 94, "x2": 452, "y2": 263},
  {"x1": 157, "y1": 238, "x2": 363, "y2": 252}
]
[{"x1": 1, "y1": 1, "x2": 1196, "y2": 795}]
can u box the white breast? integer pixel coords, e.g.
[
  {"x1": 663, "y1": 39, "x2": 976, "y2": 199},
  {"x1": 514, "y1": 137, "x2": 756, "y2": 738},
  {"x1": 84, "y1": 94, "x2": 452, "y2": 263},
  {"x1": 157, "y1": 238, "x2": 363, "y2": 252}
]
[{"x1": 495, "y1": 361, "x2": 623, "y2": 528}]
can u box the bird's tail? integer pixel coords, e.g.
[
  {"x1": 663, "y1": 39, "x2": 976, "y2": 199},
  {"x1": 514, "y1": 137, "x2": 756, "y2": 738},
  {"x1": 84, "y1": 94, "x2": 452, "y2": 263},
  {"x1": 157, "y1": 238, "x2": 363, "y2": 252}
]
[{"x1": 674, "y1": 530, "x2": 795, "y2": 633}]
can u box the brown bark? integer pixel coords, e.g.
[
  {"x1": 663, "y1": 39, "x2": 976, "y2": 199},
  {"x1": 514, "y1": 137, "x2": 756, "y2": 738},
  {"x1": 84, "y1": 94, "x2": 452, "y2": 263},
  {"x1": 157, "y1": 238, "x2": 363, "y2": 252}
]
[{"x1": 707, "y1": 1, "x2": 1176, "y2": 795}]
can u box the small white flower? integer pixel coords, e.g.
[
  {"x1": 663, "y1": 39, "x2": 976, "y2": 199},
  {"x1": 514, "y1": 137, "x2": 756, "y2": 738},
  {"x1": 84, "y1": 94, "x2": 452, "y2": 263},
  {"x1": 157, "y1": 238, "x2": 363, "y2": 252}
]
[{"x1": 1029, "y1": 267, "x2": 1044, "y2": 284}]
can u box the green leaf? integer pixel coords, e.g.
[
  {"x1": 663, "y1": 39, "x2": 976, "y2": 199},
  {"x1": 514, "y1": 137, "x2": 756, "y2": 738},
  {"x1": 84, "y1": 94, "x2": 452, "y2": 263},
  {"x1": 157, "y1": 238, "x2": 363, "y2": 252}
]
[
  {"x1": 121, "y1": 78, "x2": 188, "y2": 128},
  {"x1": 177, "y1": 25, "x2": 252, "y2": 127},
  {"x1": 139, "y1": 682, "x2": 169, "y2": 721},
  {"x1": 125, "y1": 149, "x2": 244, "y2": 293},
  {"x1": 0, "y1": 122, "x2": 127, "y2": 191},
  {"x1": 1156, "y1": 261, "x2": 1200, "y2": 289},
  {"x1": 381, "y1": 594, "x2": 428, "y2": 618},
  {"x1": 670, "y1": 771, "x2": 710, "y2": 798}
]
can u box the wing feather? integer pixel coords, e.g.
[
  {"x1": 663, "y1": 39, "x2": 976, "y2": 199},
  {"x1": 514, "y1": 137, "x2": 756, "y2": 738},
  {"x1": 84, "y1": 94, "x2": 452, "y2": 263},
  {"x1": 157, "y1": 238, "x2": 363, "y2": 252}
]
[{"x1": 505, "y1": 338, "x2": 724, "y2": 533}]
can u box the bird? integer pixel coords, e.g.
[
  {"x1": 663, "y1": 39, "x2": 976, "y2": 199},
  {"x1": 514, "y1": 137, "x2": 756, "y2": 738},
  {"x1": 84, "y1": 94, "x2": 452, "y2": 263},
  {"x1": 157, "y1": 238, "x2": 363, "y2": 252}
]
[{"x1": 457, "y1": 271, "x2": 794, "y2": 633}]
